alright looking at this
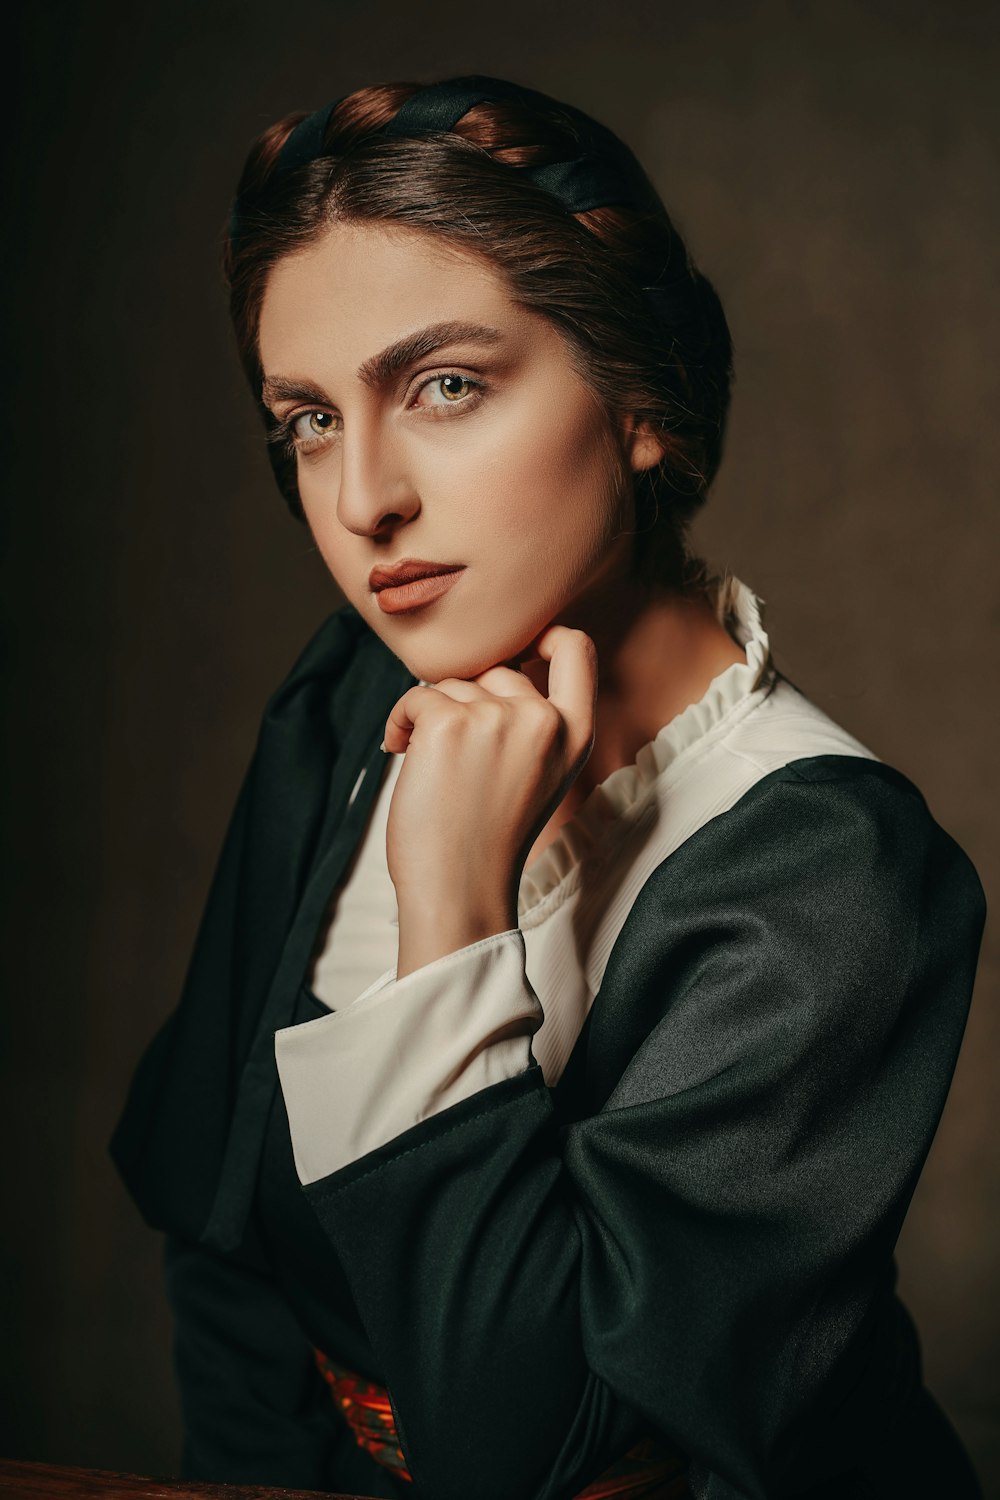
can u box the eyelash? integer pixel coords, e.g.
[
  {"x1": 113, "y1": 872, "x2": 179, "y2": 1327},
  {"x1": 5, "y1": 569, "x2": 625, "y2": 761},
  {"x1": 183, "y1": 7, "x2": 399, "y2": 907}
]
[{"x1": 268, "y1": 371, "x2": 488, "y2": 460}]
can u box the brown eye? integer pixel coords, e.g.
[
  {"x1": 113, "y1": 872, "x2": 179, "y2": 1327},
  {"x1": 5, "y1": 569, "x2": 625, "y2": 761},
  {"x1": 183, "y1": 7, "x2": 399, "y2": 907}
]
[
  {"x1": 416, "y1": 373, "x2": 484, "y2": 410},
  {"x1": 439, "y1": 375, "x2": 470, "y2": 401},
  {"x1": 290, "y1": 409, "x2": 338, "y2": 444}
]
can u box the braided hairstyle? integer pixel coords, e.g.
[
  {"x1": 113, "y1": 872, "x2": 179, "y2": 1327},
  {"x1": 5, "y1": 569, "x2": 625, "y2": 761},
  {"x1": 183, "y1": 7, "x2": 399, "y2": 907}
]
[{"x1": 225, "y1": 75, "x2": 734, "y2": 594}]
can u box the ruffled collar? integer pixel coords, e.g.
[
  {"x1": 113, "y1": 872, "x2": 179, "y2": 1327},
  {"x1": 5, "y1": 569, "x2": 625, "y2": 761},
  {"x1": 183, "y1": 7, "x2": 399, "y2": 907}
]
[{"x1": 517, "y1": 574, "x2": 775, "y2": 920}]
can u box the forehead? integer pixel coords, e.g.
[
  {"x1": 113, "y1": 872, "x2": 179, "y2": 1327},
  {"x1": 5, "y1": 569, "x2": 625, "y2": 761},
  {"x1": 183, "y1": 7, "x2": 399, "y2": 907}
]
[{"x1": 258, "y1": 221, "x2": 524, "y2": 370}]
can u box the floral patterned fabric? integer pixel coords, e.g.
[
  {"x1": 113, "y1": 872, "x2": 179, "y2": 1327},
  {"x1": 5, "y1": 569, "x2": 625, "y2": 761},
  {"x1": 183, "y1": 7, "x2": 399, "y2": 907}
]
[{"x1": 313, "y1": 1347, "x2": 691, "y2": 1497}]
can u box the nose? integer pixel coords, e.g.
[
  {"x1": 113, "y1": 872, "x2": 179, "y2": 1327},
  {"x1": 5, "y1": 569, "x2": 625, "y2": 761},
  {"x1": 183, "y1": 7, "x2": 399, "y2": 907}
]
[{"x1": 335, "y1": 412, "x2": 420, "y2": 538}]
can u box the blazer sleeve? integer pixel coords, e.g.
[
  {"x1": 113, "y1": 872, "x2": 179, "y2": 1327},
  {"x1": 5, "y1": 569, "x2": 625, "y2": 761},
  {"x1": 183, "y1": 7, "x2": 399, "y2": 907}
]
[
  {"x1": 288, "y1": 761, "x2": 987, "y2": 1500},
  {"x1": 162, "y1": 1232, "x2": 342, "y2": 1487}
]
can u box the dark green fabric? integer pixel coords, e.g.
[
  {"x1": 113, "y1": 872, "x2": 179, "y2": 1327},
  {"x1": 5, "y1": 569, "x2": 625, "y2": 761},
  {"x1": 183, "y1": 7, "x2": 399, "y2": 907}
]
[
  {"x1": 162, "y1": 1230, "x2": 408, "y2": 1497},
  {"x1": 301, "y1": 758, "x2": 986, "y2": 1500},
  {"x1": 162, "y1": 1231, "x2": 340, "y2": 1487},
  {"x1": 108, "y1": 605, "x2": 987, "y2": 1498},
  {"x1": 109, "y1": 601, "x2": 415, "y2": 1260}
]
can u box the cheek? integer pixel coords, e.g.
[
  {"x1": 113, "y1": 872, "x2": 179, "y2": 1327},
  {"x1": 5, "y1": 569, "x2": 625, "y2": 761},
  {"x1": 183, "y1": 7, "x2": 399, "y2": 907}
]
[
  {"x1": 497, "y1": 386, "x2": 617, "y2": 549},
  {"x1": 299, "y1": 494, "x2": 357, "y2": 593},
  {"x1": 515, "y1": 399, "x2": 617, "y2": 564}
]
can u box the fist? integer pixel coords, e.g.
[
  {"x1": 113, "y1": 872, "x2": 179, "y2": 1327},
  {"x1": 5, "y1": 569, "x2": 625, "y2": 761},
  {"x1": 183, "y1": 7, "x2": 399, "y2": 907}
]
[{"x1": 382, "y1": 625, "x2": 598, "y2": 967}]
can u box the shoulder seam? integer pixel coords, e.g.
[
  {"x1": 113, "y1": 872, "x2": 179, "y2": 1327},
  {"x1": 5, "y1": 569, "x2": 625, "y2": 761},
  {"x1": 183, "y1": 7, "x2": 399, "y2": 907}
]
[{"x1": 780, "y1": 754, "x2": 926, "y2": 799}]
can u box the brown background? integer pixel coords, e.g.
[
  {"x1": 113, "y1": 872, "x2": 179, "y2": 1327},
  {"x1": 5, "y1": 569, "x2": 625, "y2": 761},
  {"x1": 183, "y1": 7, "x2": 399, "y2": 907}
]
[{"x1": 3, "y1": 0, "x2": 998, "y2": 1491}]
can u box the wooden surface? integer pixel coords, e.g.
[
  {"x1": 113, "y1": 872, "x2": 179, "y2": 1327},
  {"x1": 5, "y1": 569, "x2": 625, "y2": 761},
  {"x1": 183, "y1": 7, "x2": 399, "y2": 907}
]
[{"x1": 0, "y1": 1460, "x2": 373, "y2": 1499}]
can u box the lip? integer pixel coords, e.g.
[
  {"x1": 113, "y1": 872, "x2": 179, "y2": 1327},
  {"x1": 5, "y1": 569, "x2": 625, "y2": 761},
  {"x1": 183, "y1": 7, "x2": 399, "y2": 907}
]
[
  {"x1": 369, "y1": 559, "x2": 465, "y2": 592},
  {"x1": 374, "y1": 568, "x2": 465, "y2": 615}
]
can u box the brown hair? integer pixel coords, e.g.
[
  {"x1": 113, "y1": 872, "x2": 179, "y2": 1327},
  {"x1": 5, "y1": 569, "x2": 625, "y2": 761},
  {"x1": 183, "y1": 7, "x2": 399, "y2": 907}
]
[{"x1": 224, "y1": 77, "x2": 734, "y2": 594}]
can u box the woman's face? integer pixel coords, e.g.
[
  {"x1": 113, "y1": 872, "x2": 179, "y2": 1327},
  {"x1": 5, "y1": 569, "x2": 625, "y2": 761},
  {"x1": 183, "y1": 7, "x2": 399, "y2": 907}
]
[{"x1": 257, "y1": 221, "x2": 655, "y2": 683}]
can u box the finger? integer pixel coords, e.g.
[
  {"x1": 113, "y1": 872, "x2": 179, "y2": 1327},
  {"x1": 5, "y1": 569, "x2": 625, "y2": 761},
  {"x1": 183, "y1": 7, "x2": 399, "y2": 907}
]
[
  {"x1": 533, "y1": 626, "x2": 598, "y2": 760},
  {"x1": 383, "y1": 684, "x2": 434, "y2": 753},
  {"x1": 473, "y1": 662, "x2": 541, "y2": 699},
  {"x1": 382, "y1": 680, "x2": 485, "y2": 753},
  {"x1": 422, "y1": 677, "x2": 493, "y2": 703},
  {"x1": 501, "y1": 638, "x2": 545, "y2": 670}
]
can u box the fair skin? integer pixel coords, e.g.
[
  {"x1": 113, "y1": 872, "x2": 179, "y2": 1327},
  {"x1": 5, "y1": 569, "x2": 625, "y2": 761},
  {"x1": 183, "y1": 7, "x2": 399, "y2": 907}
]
[{"x1": 257, "y1": 221, "x2": 747, "y2": 979}]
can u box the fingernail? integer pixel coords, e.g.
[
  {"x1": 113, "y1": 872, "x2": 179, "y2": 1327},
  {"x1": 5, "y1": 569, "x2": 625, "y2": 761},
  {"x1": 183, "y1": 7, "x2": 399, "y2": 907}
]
[{"x1": 379, "y1": 739, "x2": 387, "y2": 752}]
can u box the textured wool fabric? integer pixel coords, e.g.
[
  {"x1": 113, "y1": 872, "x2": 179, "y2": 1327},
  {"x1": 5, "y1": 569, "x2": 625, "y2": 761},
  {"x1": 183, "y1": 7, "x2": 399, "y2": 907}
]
[{"x1": 111, "y1": 594, "x2": 987, "y2": 1499}]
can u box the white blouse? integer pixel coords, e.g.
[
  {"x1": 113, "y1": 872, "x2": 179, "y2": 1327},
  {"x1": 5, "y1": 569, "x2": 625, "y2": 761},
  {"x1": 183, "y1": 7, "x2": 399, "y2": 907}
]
[{"x1": 274, "y1": 577, "x2": 880, "y2": 1186}]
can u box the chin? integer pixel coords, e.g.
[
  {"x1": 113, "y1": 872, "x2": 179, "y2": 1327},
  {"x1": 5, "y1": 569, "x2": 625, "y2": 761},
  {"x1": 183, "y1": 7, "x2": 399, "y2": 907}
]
[
  {"x1": 393, "y1": 647, "x2": 508, "y2": 684},
  {"x1": 383, "y1": 628, "x2": 538, "y2": 686}
]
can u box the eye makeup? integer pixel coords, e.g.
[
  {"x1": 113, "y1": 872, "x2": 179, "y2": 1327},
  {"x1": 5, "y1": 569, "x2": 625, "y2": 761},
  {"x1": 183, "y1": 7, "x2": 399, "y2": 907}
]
[{"x1": 266, "y1": 371, "x2": 490, "y2": 459}]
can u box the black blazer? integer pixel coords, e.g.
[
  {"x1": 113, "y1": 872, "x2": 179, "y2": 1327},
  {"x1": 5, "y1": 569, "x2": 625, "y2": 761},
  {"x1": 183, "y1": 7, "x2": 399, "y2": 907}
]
[{"x1": 110, "y1": 601, "x2": 987, "y2": 1500}]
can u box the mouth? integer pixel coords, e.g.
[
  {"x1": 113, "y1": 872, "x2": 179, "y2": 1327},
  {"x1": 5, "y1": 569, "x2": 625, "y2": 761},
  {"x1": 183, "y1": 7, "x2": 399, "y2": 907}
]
[
  {"x1": 371, "y1": 565, "x2": 466, "y2": 616},
  {"x1": 369, "y1": 559, "x2": 465, "y2": 590}
]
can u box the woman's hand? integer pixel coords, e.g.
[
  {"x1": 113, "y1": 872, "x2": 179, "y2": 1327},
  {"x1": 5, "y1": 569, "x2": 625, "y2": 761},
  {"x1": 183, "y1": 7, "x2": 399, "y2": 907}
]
[{"x1": 383, "y1": 625, "x2": 598, "y2": 979}]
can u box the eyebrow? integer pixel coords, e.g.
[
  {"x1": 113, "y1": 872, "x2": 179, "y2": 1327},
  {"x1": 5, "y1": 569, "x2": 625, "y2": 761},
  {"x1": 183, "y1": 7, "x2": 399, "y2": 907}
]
[{"x1": 261, "y1": 320, "x2": 506, "y2": 407}]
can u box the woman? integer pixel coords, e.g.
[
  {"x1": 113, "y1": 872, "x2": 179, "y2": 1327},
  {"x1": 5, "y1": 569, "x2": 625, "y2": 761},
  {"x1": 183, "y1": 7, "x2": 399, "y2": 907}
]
[{"x1": 110, "y1": 75, "x2": 987, "y2": 1499}]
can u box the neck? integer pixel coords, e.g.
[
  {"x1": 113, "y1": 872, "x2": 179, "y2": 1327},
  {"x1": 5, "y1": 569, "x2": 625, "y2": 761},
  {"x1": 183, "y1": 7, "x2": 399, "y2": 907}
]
[{"x1": 520, "y1": 552, "x2": 748, "y2": 804}]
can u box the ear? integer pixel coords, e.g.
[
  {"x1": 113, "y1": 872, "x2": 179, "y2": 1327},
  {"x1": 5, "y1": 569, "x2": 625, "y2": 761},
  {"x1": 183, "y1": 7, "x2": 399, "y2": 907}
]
[{"x1": 622, "y1": 414, "x2": 666, "y2": 475}]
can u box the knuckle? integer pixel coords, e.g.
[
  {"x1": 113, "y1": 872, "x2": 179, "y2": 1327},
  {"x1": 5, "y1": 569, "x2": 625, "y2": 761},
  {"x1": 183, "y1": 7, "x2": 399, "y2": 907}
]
[
  {"x1": 427, "y1": 711, "x2": 465, "y2": 749},
  {"x1": 478, "y1": 700, "x2": 506, "y2": 732},
  {"x1": 526, "y1": 699, "x2": 563, "y2": 745},
  {"x1": 574, "y1": 629, "x2": 598, "y2": 665}
]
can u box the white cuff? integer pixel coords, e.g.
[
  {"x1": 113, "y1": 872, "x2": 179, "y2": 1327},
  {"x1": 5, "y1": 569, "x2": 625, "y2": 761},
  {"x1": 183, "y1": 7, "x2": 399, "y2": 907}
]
[{"x1": 274, "y1": 927, "x2": 543, "y2": 1185}]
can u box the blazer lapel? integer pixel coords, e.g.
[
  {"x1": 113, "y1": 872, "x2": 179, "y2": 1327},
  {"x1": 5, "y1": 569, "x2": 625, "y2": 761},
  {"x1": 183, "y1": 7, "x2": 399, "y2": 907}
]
[
  {"x1": 110, "y1": 604, "x2": 363, "y2": 1244},
  {"x1": 230, "y1": 608, "x2": 367, "y2": 1059},
  {"x1": 203, "y1": 625, "x2": 416, "y2": 1254},
  {"x1": 110, "y1": 603, "x2": 416, "y2": 1257}
]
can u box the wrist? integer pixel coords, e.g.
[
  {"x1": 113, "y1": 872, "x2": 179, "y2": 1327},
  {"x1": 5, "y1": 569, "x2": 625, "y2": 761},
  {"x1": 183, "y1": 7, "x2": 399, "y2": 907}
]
[{"x1": 395, "y1": 896, "x2": 518, "y2": 981}]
